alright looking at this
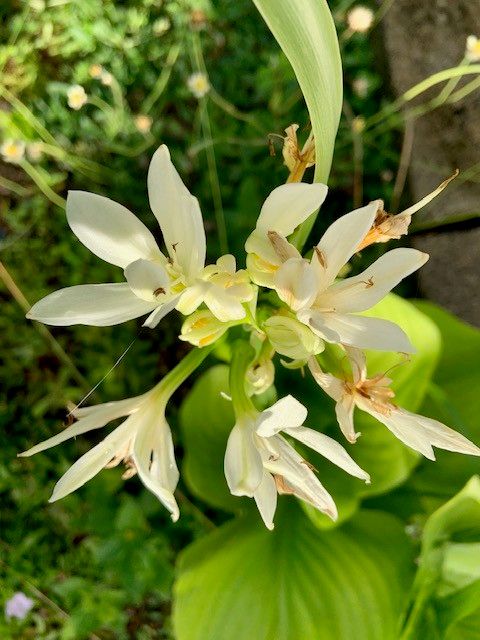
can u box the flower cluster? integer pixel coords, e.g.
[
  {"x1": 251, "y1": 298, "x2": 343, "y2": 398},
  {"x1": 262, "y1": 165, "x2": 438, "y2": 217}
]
[{"x1": 22, "y1": 144, "x2": 480, "y2": 529}]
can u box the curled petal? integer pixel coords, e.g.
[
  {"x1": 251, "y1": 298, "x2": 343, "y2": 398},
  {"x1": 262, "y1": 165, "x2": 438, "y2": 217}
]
[{"x1": 224, "y1": 421, "x2": 263, "y2": 497}]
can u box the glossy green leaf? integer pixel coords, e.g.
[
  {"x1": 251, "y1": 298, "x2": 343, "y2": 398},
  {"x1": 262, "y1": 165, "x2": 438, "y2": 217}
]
[
  {"x1": 179, "y1": 365, "x2": 243, "y2": 512},
  {"x1": 400, "y1": 477, "x2": 480, "y2": 640},
  {"x1": 253, "y1": 0, "x2": 342, "y2": 248},
  {"x1": 174, "y1": 504, "x2": 413, "y2": 640}
]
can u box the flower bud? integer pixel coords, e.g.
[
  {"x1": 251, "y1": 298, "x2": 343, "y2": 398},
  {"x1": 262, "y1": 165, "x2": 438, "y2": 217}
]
[
  {"x1": 264, "y1": 315, "x2": 324, "y2": 360},
  {"x1": 179, "y1": 309, "x2": 229, "y2": 347},
  {"x1": 246, "y1": 357, "x2": 275, "y2": 396}
]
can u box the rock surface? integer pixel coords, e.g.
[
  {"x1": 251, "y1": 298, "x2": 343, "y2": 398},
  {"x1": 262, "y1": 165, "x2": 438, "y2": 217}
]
[{"x1": 381, "y1": 0, "x2": 480, "y2": 326}]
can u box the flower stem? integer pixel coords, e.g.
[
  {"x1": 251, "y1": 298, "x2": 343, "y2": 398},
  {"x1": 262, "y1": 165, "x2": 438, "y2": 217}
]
[
  {"x1": 229, "y1": 341, "x2": 256, "y2": 416},
  {"x1": 156, "y1": 344, "x2": 215, "y2": 400}
]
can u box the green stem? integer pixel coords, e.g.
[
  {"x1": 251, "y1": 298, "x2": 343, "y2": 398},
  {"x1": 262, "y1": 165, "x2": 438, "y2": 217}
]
[
  {"x1": 229, "y1": 341, "x2": 256, "y2": 416},
  {"x1": 155, "y1": 344, "x2": 215, "y2": 401},
  {"x1": 19, "y1": 160, "x2": 66, "y2": 209},
  {"x1": 144, "y1": 43, "x2": 181, "y2": 114}
]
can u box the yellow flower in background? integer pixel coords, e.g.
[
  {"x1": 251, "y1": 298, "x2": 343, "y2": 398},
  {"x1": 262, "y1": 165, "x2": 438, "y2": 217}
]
[
  {"x1": 134, "y1": 114, "x2": 153, "y2": 134},
  {"x1": 67, "y1": 84, "x2": 88, "y2": 110},
  {"x1": 1, "y1": 139, "x2": 26, "y2": 164},
  {"x1": 89, "y1": 63, "x2": 104, "y2": 79},
  {"x1": 187, "y1": 72, "x2": 210, "y2": 99},
  {"x1": 347, "y1": 6, "x2": 374, "y2": 33},
  {"x1": 466, "y1": 35, "x2": 480, "y2": 62}
]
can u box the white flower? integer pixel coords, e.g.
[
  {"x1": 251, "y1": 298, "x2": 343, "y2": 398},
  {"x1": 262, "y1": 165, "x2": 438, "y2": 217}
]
[
  {"x1": 245, "y1": 181, "x2": 328, "y2": 288},
  {"x1": 5, "y1": 592, "x2": 34, "y2": 621},
  {"x1": 27, "y1": 142, "x2": 43, "y2": 162},
  {"x1": 347, "y1": 6, "x2": 374, "y2": 33},
  {"x1": 134, "y1": 114, "x2": 152, "y2": 134},
  {"x1": 352, "y1": 76, "x2": 370, "y2": 98},
  {"x1": 89, "y1": 63, "x2": 104, "y2": 79},
  {"x1": 67, "y1": 84, "x2": 88, "y2": 110},
  {"x1": 309, "y1": 349, "x2": 480, "y2": 460},
  {"x1": 224, "y1": 395, "x2": 370, "y2": 529},
  {"x1": 466, "y1": 35, "x2": 480, "y2": 62},
  {"x1": 187, "y1": 72, "x2": 210, "y2": 99},
  {"x1": 0, "y1": 139, "x2": 25, "y2": 164},
  {"x1": 27, "y1": 145, "x2": 253, "y2": 329},
  {"x1": 268, "y1": 203, "x2": 429, "y2": 352},
  {"x1": 101, "y1": 71, "x2": 113, "y2": 87},
  {"x1": 153, "y1": 17, "x2": 171, "y2": 36},
  {"x1": 19, "y1": 390, "x2": 181, "y2": 520}
]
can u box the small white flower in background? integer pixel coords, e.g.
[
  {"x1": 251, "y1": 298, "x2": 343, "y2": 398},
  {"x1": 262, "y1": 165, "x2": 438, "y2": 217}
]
[
  {"x1": 134, "y1": 114, "x2": 153, "y2": 134},
  {"x1": 347, "y1": 6, "x2": 374, "y2": 33},
  {"x1": 5, "y1": 592, "x2": 34, "y2": 621},
  {"x1": 0, "y1": 139, "x2": 25, "y2": 164},
  {"x1": 19, "y1": 389, "x2": 181, "y2": 521},
  {"x1": 352, "y1": 76, "x2": 370, "y2": 98},
  {"x1": 187, "y1": 72, "x2": 210, "y2": 99},
  {"x1": 466, "y1": 35, "x2": 480, "y2": 62},
  {"x1": 224, "y1": 395, "x2": 370, "y2": 529},
  {"x1": 153, "y1": 17, "x2": 171, "y2": 36},
  {"x1": 100, "y1": 71, "x2": 113, "y2": 87},
  {"x1": 67, "y1": 84, "x2": 88, "y2": 110},
  {"x1": 309, "y1": 348, "x2": 480, "y2": 459},
  {"x1": 27, "y1": 142, "x2": 43, "y2": 162},
  {"x1": 89, "y1": 63, "x2": 104, "y2": 79},
  {"x1": 27, "y1": 145, "x2": 253, "y2": 329}
]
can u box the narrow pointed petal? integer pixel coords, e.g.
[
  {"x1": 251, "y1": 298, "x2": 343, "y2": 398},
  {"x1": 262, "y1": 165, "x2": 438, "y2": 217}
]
[
  {"x1": 147, "y1": 145, "x2": 206, "y2": 279},
  {"x1": 74, "y1": 395, "x2": 145, "y2": 418},
  {"x1": 256, "y1": 183, "x2": 328, "y2": 236},
  {"x1": 254, "y1": 471, "x2": 277, "y2": 530},
  {"x1": 19, "y1": 399, "x2": 138, "y2": 457},
  {"x1": 399, "y1": 409, "x2": 480, "y2": 457},
  {"x1": 335, "y1": 393, "x2": 357, "y2": 443},
  {"x1": 224, "y1": 421, "x2": 263, "y2": 497},
  {"x1": 301, "y1": 310, "x2": 415, "y2": 353},
  {"x1": 132, "y1": 407, "x2": 180, "y2": 521},
  {"x1": 256, "y1": 395, "x2": 308, "y2": 437},
  {"x1": 124, "y1": 258, "x2": 170, "y2": 302},
  {"x1": 314, "y1": 201, "x2": 379, "y2": 290},
  {"x1": 359, "y1": 402, "x2": 436, "y2": 460},
  {"x1": 27, "y1": 283, "x2": 157, "y2": 326},
  {"x1": 265, "y1": 436, "x2": 337, "y2": 520},
  {"x1": 322, "y1": 248, "x2": 429, "y2": 313},
  {"x1": 67, "y1": 191, "x2": 162, "y2": 268},
  {"x1": 286, "y1": 427, "x2": 370, "y2": 482},
  {"x1": 344, "y1": 347, "x2": 367, "y2": 385},
  {"x1": 399, "y1": 170, "x2": 458, "y2": 218},
  {"x1": 49, "y1": 419, "x2": 133, "y2": 502},
  {"x1": 143, "y1": 296, "x2": 179, "y2": 329},
  {"x1": 274, "y1": 258, "x2": 318, "y2": 311}
]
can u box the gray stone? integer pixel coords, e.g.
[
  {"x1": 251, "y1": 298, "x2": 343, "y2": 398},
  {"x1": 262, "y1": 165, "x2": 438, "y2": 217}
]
[{"x1": 381, "y1": 0, "x2": 480, "y2": 326}]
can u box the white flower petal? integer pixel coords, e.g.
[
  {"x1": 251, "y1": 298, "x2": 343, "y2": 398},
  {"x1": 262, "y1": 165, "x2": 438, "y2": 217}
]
[
  {"x1": 286, "y1": 427, "x2": 370, "y2": 482},
  {"x1": 224, "y1": 421, "x2": 263, "y2": 497},
  {"x1": 217, "y1": 254, "x2": 236, "y2": 274},
  {"x1": 74, "y1": 395, "x2": 144, "y2": 418},
  {"x1": 323, "y1": 248, "x2": 428, "y2": 313},
  {"x1": 303, "y1": 310, "x2": 415, "y2": 353},
  {"x1": 124, "y1": 258, "x2": 170, "y2": 302},
  {"x1": 265, "y1": 436, "x2": 337, "y2": 520},
  {"x1": 27, "y1": 283, "x2": 157, "y2": 326},
  {"x1": 176, "y1": 282, "x2": 209, "y2": 316},
  {"x1": 253, "y1": 471, "x2": 277, "y2": 530},
  {"x1": 204, "y1": 286, "x2": 246, "y2": 322},
  {"x1": 256, "y1": 395, "x2": 308, "y2": 437},
  {"x1": 49, "y1": 419, "x2": 133, "y2": 502},
  {"x1": 256, "y1": 183, "x2": 328, "y2": 236},
  {"x1": 313, "y1": 201, "x2": 379, "y2": 290},
  {"x1": 344, "y1": 347, "x2": 367, "y2": 385},
  {"x1": 67, "y1": 191, "x2": 162, "y2": 268},
  {"x1": 19, "y1": 398, "x2": 139, "y2": 457},
  {"x1": 147, "y1": 145, "x2": 206, "y2": 279},
  {"x1": 335, "y1": 393, "x2": 358, "y2": 443},
  {"x1": 274, "y1": 258, "x2": 318, "y2": 311},
  {"x1": 132, "y1": 407, "x2": 180, "y2": 521},
  {"x1": 143, "y1": 296, "x2": 179, "y2": 328}
]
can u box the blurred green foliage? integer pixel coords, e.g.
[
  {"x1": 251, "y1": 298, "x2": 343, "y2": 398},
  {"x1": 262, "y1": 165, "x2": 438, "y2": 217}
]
[{"x1": 1, "y1": 1, "x2": 479, "y2": 639}]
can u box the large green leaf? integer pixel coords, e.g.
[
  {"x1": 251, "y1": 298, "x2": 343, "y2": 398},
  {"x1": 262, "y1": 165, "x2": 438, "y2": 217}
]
[
  {"x1": 253, "y1": 0, "x2": 343, "y2": 247},
  {"x1": 400, "y1": 477, "x2": 480, "y2": 640},
  {"x1": 406, "y1": 302, "x2": 480, "y2": 501},
  {"x1": 174, "y1": 504, "x2": 413, "y2": 640},
  {"x1": 179, "y1": 365, "x2": 242, "y2": 513}
]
